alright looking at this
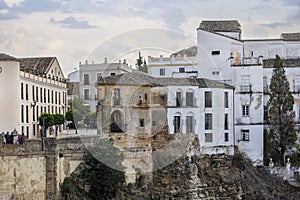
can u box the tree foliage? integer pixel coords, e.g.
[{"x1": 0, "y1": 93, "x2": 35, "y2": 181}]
[
  {"x1": 60, "y1": 139, "x2": 126, "y2": 200},
  {"x1": 266, "y1": 55, "x2": 296, "y2": 165},
  {"x1": 136, "y1": 51, "x2": 148, "y2": 73}
]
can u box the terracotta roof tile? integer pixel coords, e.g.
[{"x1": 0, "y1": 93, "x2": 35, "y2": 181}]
[{"x1": 18, "y1": 57, "x2": 56, "y2": 75}]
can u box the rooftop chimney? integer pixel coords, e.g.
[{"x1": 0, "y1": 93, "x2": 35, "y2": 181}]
[
  {"x1": 123, "y1": 59, "x2": 126, "y2": 64},
  {"x1": 104, "y1": 57, "x2": 107, "y2": 63},
  {"x1": 85, "y1": 60, "x2": 88, "y2": 65}
]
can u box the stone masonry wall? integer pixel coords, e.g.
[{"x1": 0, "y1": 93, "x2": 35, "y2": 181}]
[{"x1": 0, "y1": 136, "x2": 93, "y2": 200}]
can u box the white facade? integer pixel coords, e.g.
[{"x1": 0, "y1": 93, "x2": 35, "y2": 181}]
[
  {"x1": 165, "y1": 85, "x2": 235, "y2": 155},
  {"x1": 0, "y1": 54, "x2": 67, "y2": 139},
  {"x1": 196, "y1": 20, "x2": 300, "y2": 165},
  {"x1": 147, "y1": 53, "x2": 235, "y2": 155},
  {"x1": 148, "y1": 55, "x2": 198, "y2": 78},
  {"x1": 77, "y1": 59, "x2": 135, "y2": 112}
]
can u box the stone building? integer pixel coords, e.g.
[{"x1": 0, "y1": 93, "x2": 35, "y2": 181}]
[
  {"x1": 97, "y1": 71, "x2": 235, "y2": 180},
  {"x1": 0, "y1": 53, "x2": 67, "y2": 139}
]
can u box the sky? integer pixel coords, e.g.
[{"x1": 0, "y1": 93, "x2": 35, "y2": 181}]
[{"x1": 1, "y1": 0, "x2": 300, "y2": 75}]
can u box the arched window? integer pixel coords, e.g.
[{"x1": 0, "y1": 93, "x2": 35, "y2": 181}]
[{"x1": 110, "y1": 110, "x2": 125, "y2": 132}]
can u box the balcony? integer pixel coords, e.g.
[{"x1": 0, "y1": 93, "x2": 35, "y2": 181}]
[{"x1": 240, "y1": 85, "x2": 251, "y2": 93}]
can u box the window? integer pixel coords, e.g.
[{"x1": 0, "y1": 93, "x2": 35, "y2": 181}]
[
  {"x1": 32, "y1": 85, "x2": 35, "y2": 101},
  {"x1": 26, "y1": 105, "x2": 29, "y2": 123},
  {"x1": 32, "y1": 107, "x2": 35, "y2": 121},
  {"x1": 26, "y1": 127, "x2": 29, "y2": 139},
  {"x1": 36, "y1": 86, "x2": 39, "y2": 102},
  {"x1": 186, "y1": 92, "x2": 194, "y2": 106},
  {"x1": 174, "y1": 116, "x2": 181, "y2": 133},
  {"x1": 59, "y1": 92, "x2": 61, "y2": 105},
  {"x1": 241, "y1": 130, "x2": 249, "y2": 141},
  {"x1": 51, "y1": 91, "x2": 54, "y2": 103},
  {"x1": 140, "y1": 119, "x2": 144, "y2": 127},
  {"x1": 205, "y1": 91, "x2": 212, "y2": 108},
  {"x1": 44, "y1": 88, "x2": 46, "y2": 103},
  {"x1": 242, "y1": 105, "x2": 249, "y2": 116},
  {"x1": 113, "y1": 89, "x2": 120, "y2": 105},
  {"x1": 25, "y1": 84, "x2": 28, "y2": 100},
  {"x1": 225, "y1": 132, "x2": 229, "y2": 142},
  {"x1": 36, "y1": 106, "x2": 39, "y2": 122},
  {"x1": 241, "y1": 75, "x2": 251, "y2": 92},
  {"x1": 40, "y1": 88, "x2": 43, "y2": 103},
  {"x1": 83, "y1": 74, "x2": 89, "y2": 85},
  {"x1": 205, "y1": 133, "x2": 213, "y2": 142},
  {"x1": 205, "y1": 113, "x2": 212, "y2": 130},
  {"x1": 176, "y1": 92, "x2": 182, "y2": 107},
  {"x1": 179, "y1": 67, "x2": 185, "y2": 73},
  {"x1": 224, "y1": 92, "x2": 228, "y2": 108},
  {"x1": 186, "y1": 116, "x2": 194, "y2": 133},
  {"x1": 21, "y1": 83, "x2": 24, "y2": 100},
  {"x1": 55, "y1": 91, "x2": 57, "y2": 104},
  {"x1": 159, "y1": 68, "x2": 165, "y2": 76},
  {"x1": 21, "y1": 105, "x2": 24, "y2": 123},
  {"x1": 211, "y1": 50, "x2": 220, "y2": 55},
  {"x1": 33, "y1": 124, "x2": 36, "y2": 136},
  {"x1": 110, "y1": 73, "x2": 116, "y2": 76},
  {"x1": 212, "y1": 71, "x2": 219, "y2": 75},
  {"x1": 84, "y1": 89, "x2": 90, "y2": 100},
  {"x1": 224, "y1": 114, "x2": 228, "y2": 130}
]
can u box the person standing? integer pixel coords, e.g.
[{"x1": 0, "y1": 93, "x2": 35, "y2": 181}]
[{"x1": 5, "y1": 132, "x2": 10, "y2": 144}]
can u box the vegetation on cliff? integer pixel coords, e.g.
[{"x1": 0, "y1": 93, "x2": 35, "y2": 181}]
[{"x1": 60, "y1": 139, "x2": 126, "y2": 200}]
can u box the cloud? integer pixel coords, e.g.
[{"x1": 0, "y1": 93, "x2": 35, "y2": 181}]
[
  {"x1": 0, "y1": 0, "x2": 8, "y2": 10},
  {"x1": 0, "y1": 9, "x2": 18, "y2": 20},
  {"x1": 261, "y1": 21, "x2": 291, "y2": 28},
  {"x1": 12, "y1": 0, "x2": 61, "y2": 13},
  {"x1": 283, "y1": 0, "x2": 300, "y2": 7},
  {"x1": 50, "y1": 16, "x2": 96, "y2": 29},
  {"x1": 161, "y1": 7, "x2": 186, "y2": 32}
]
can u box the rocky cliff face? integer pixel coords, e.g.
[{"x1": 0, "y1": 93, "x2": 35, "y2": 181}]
[{"x1": 117, "y1": 153, "x2": 300, "y2": 199}]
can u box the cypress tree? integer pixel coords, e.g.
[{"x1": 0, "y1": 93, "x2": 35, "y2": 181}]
[{"x1": 266, "y1": 55, "x2": 296, "y2": 165}]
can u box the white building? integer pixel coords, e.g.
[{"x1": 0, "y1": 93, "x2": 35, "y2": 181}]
[
  {"x1": 162, "y1": 78, "x2": 235, "y2": 155},
  {"x1": 0, "y1": 53, "x2": 67, "y2": 139},
  {"x1": 147, "y1": 20, "x2": 300, "y2": 165},
  {"x1": 196, "y1": 20, "x2": 300, "y2": 165},
  {"x1": 75, "y1": 58, "x2": 135, "y2": 112},
  {"x1": 148, "y1": 46, "x2": 198, "y2": 78}
]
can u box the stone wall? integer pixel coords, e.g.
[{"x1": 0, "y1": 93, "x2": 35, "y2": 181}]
[{"x1": 0, "y1": 136, "x2": 94, "y2": 200}]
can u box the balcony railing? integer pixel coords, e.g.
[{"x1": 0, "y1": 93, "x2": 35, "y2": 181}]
[{"x1": 240, "y1": 85, "x2": 251, "y2": 93}]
